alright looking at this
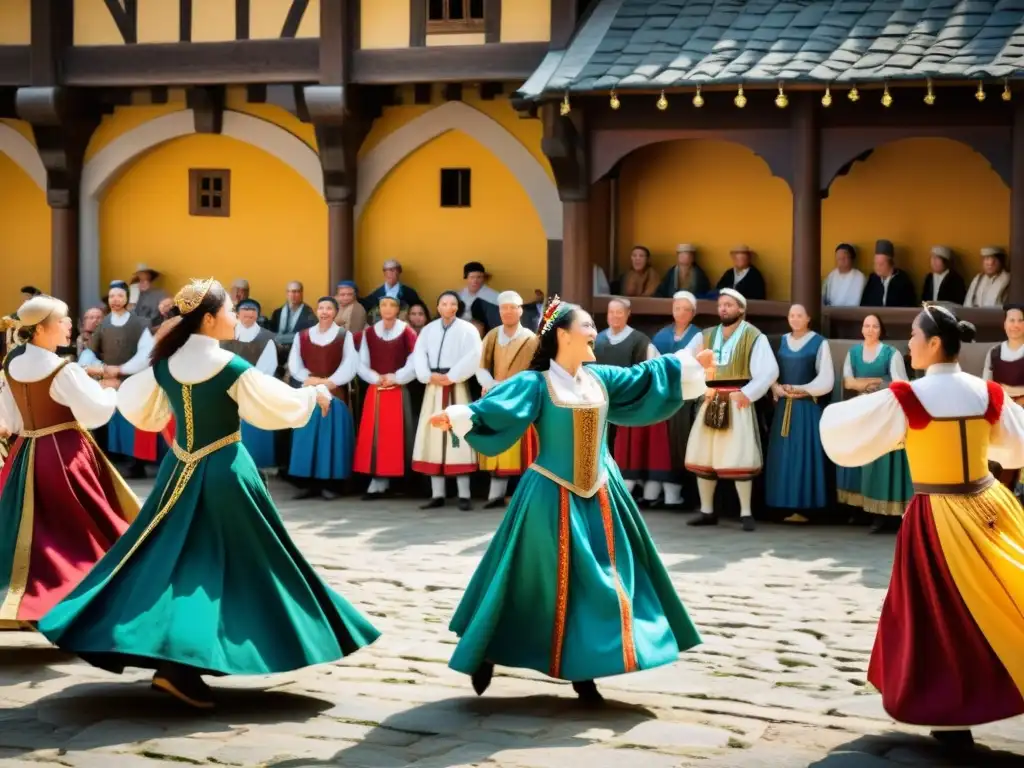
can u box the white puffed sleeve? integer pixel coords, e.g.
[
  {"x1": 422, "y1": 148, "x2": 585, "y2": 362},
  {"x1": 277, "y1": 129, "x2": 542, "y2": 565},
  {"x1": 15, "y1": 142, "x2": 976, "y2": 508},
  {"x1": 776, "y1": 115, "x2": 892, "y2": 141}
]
[
  {"x1": 119, "y1": 329, "x2": 154, "y2": 376},
  {"x1": 989, "y1": 397, "x2": 1024, "y2": 469},
  {"x1": 117, "y1": 367, "x2": 173, "y2": 432},
  {"x1": 287, "y1": 337, "x2": 309, "y2": 383},
  {"x1": 412, "y1": 328, "x2": 432, "y2": 384},
  {"x1": 741, "y1": 335, "x2": 780, "y2": 402},
  {"x1": 0, "y1": 373, "x2": 23, "y2": 435},
  {"x1": 229, "y1": 368, "x2": 327, "y2": 430},
  {"x1": 819, "y1": 389, "x2": 907, "y2": 467},
  {"x1": 357, "y1": 335, "x2": 380, "y2": 385},
  {"x1": 254, "y1": 339, "x2": 278, "y2": 376},
  {"x1": 889, "y1": 350, "x2": 909, "y2": 382},
  {"x1": 50, "y1": 363, "x2": 119, "y2": 429},
  {"x1": 673, "y1": 348, "x2": 709, "y2": 401},
  {"x1": 447, "y1": 325, "x2": 484, "y2": 383},
  {"x1": 326, "y1": 332, "x2": 359, "y2": 388},
  {"x1": 795, "y1": 341, "x2": 835, "y2": 397}
]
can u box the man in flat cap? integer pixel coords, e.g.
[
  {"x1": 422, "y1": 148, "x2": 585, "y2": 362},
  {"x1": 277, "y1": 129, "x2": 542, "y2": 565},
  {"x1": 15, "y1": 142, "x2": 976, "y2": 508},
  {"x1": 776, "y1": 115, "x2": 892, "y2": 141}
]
[
  {"x1": 860, "y1": 239, "x2": 917, "y2": 307},
  {"x1": 714, "y1": 245, "x2": 766, "y2": 301},
  {"x1": 655, "y1": 244, "x2": 712, "y2": 298},
  {"x1": 922, "y1": 246, "x2": 966, "y2": 304},
  {"x1": 965, "y1": 246, "x2": 1011, "y2": 308},
  {"x1": 361, "y1": 259, "x2": 424, "y2": 315},
  {"x1": 131, "y1": 264, "x2": 168, "y2": 327},
  {"x1": 459, "y1": 261, "x2": 499, "y2": 321},
  {"x1": 822, "y1": 244, "x2": 866, "y2": 307},
  {"x1": 685, "y1": 288, "x2": 779, "y2": 532},
  {"x1": 474, "y1": 291, "x2": 539, "y2": 508}
]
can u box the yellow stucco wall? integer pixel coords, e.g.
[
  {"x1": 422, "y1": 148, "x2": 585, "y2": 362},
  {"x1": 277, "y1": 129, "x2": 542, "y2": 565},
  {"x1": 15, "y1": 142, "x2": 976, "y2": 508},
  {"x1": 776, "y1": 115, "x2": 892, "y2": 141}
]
[
  {"x1": 249, "y1": 0, "x2": 320, "y2": 39},
  {"x1": 617, "y1": 140, "x2": 794, "y2": 300},
  {"x1": 358, "y1": 129, "x2": 548, "y2": 308},
  {"x1": 501, "y1": 0, "x2": 551, "y2": 43},
  {"x1": 99, "y1": 134, "x2": 326, "y2": 313},
  {"x1": 360, "y1": 0, "x2": 409, "y2": 49},
  {"x1": 137, "y1": 0, "x2": 179, "y2": 43},
  {"x1": 0, "y1": 154, "x2": 51, "y2": 314},
  {"x1": 190, "y1": 0, "x2": 236, "y2": 43},
  {"x1": 821, "y1": 138, "x2": 1010, "y2": 285},
  {"x1": 426, "y1": 33, "x2": 486, "y2": 46},
  {"x1": 0, "y1": 0, "x2": 30, "y2": 45},
  {"x1": 74, "y1": 0, "x2": 125, "y2": 45}
]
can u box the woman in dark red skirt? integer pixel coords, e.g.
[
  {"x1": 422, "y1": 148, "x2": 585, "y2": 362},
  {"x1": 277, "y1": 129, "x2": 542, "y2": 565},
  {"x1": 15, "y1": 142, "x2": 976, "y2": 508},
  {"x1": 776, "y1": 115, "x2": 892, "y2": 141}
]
[
  {"x1": 821, "y1": 304, "x2": 1024, "y2": 751},
  {"x1": 0, "y1": 295, "x2": 138, "y2": 627}
]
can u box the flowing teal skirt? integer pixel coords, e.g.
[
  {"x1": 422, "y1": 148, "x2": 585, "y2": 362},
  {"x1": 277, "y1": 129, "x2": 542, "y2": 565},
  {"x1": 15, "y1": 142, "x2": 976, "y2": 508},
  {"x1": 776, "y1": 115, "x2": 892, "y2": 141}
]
[
  {"x1": 38, "y1": 441, "x2": 380, "y2": 675},
  {"x1": 449, "y1": 462, "x2": 700, "y2": 681},
  {"x1": 861, "y1": 449, "x2": 914, "y2": 517}
]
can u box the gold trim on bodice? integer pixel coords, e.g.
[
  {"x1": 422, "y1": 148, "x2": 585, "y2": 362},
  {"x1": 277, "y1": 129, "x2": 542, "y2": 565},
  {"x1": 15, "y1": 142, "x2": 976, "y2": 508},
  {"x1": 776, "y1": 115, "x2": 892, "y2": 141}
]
[
  {"x1": 528, "y1": 462, "x2": 607, "y2": 499},
  {"x1": 20, "y1": 421, "x2": 78, "y2": 438},
  {"x1": 539, "y1": 370, "x2": 608, "y2": 498}
]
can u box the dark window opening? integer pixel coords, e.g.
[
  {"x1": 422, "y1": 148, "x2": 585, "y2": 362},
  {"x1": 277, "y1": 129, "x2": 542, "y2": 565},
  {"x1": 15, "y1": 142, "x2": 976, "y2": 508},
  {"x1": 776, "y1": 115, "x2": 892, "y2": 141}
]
[
  {"x1": 189, "y1": 169, "x2": 231, "y2": 217},
  {"x1": 427, "y1": 0, "x2": 484, "y2": 32},
  {"x1": 440, "y1": 168, "x2": 471, "y2": 208}
]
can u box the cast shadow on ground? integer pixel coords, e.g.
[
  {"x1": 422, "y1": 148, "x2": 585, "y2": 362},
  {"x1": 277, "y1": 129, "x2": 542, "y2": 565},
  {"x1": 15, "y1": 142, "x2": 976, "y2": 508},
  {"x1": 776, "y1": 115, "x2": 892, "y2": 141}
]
[
  {"x1": 0, "y1": 681, "x2": 331, "y2": 756},
  {"x1": 812, "y1": 732, "x2": 1024, "y2": 767},
  {"x1": 272, "y1": 694, "x2": 658, "y2": 768}
]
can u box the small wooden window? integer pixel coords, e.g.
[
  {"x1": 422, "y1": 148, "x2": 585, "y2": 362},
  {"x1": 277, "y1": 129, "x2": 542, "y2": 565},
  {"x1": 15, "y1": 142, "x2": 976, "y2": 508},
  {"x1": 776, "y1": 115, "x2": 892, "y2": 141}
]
[
  {"x1": 427, "y1": 0, "x2": 484, "y2": 33},
  {"x1": 189, "y1": 169, "x2": 231, "y2": 217},
  {"x1": 440, "y1": 168, "x2": 471, "y2": 208}
]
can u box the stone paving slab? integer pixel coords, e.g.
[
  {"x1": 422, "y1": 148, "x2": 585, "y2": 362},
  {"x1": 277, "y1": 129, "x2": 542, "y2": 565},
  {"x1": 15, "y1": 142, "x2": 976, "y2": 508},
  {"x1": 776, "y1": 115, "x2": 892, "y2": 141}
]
[{"x1": 0, "y1": 481, "x2": 1022, "y2": 767}]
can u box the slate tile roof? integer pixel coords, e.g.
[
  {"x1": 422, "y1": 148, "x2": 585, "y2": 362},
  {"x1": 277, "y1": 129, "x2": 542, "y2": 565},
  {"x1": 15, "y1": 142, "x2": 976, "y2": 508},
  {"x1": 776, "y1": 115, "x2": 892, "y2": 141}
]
[{"x1": 518, "y1": 0, "x2": 1024, "y2": 96}]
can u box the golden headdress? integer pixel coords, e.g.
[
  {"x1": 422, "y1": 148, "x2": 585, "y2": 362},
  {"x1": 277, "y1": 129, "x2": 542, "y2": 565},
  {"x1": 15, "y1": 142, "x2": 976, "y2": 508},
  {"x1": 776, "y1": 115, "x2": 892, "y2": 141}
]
[{"x1": 174, "y1": 278, "x2": 215, "y2": 315}]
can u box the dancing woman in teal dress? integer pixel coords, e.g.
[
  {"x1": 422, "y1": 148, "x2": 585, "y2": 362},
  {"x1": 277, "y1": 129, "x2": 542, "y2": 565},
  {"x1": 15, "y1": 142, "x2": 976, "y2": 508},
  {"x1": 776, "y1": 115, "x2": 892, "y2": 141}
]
[
  {"x1": 430, "y1": 296, "x2": 713, "y2": 701},
  {"x1": 39, "y1": 279, "x2": 380, "y2": 709}
]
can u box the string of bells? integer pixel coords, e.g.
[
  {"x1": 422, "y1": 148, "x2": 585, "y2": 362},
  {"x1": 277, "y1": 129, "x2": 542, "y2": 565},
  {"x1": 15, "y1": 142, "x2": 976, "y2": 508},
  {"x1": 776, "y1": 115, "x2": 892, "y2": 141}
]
[{"x1": 557, "y1": 78, "x2": 1013, "y2": 116}]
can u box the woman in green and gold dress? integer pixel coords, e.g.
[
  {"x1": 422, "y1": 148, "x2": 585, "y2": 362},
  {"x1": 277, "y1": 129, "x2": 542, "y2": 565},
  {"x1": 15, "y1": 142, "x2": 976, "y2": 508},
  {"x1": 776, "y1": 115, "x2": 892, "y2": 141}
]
[
  {"x1": 39, "y1": 279, "x2": 380, "y2": 709},
  {"x1": 430, "y1": 297, "x2": 713, "y2": 701}
]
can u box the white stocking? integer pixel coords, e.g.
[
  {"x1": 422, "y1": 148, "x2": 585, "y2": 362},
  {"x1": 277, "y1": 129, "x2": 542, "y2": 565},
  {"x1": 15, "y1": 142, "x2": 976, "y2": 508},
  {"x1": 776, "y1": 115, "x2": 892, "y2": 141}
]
[
  {"x1": 736, "y1": 480, "x2": 753, "y2": 517},
  {"x1": 430, "y1": 476, "x2": 446, "y2": 499},
  {"x1": 456, "y1": 475, "x2": 471, "y2": 499},
  {"x1": 697, "y1": 477, "x2": 717, "y2": 515},
  {"x1": 488, "y1": 478, "x2": 508, "y2": 500},
  {"x1": 663, "y1": 482, "x2": 683, "y2": 506}
]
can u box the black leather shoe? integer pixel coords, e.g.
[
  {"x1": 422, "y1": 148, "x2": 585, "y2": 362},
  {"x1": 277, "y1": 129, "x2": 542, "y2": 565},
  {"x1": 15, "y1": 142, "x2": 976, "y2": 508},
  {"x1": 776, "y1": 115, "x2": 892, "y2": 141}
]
[
  {"x1": 687, "y1": 514, "x2": 718, "y2": 527},
  {"x1": 420, "y1": 498, "x2": 445, "y2": 510},
  {"x1": 930, "y1": 730, "x2": 974, "y2": 751},
  {"x1": 361, "y1": 492, "x2": 382, "y2": 501},
  {"x1": 572, "y1": 680, "x2": 604, "y2": 704},
  {"x1": 742, "y1": 517, "x2": 756, "y2": 532},
  {"x1": 483, "y1": 498, "x2": 505, "y2": 509},
  {"x1": 321, "y1": 489, "x2": 340, "y2": 501},
  {"x1": 457, "y1": 498, "x2": 472, "y2": 511},
  {"x1": 471, "y1": 661, "x2": 494, "y2": 695}
]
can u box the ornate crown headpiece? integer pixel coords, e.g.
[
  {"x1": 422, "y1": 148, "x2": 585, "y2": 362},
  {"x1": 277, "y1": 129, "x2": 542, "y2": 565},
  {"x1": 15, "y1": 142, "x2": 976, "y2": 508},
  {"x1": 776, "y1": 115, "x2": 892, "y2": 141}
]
[
  {"x1": 174, "y1": 277, "x2": 215, "y2": 315},
  {"x1": 540, "y1": 295, "x2": 572, "y2": 336}
]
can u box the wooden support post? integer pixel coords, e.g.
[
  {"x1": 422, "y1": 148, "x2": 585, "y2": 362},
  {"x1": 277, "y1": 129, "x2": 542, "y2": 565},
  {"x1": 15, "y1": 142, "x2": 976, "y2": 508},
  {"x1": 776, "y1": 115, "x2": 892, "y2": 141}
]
[
  {"x1": 791, "y1": 94, "x2": 822, "y2": 323},
  {"x1": 1011, "y1": 101, "x2": 1024, "y2": 304},
  {"x1": 542, "y1": 103, "x2": 591, "y2": 307}
]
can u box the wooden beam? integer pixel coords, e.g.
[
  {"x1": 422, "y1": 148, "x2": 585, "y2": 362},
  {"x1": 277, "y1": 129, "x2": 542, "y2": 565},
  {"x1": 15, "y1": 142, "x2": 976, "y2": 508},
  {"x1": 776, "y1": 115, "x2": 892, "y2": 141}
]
[
  {"x1": 352, "y1": 42, "x2": 547, "y2": 84},
  {"x1": 479, "y1": 82, "x2": 503, "y2": 100},
  {"x1": 30, "y1": 0, "x2": 73, "y2": 86},
  {"x1": 349, "y1": 0, "x2": 360, "y2": 49},
  {"x1": 63, "y1": 39, "x2": 319, "y2": 86},
  {"x1": 150, "y1": 85, "x2": 169, "y2": 103},
  {"x1": 187, "y1": 86, "x2": 226, "y2": 134},
  {"x1": 245, "y1": 83, "x2": 267, "y2": 102},
  {"x1": 484, "y1": 0, "x2": 502, "y2": 43},
  {"x1": 550, "y1": 0, "x2": 577, "y2": 50},
  {"x1": 319, "y1": 0, "x2": 348, "y2": 85},
  {"x1": 0, "y1": 47, "x2": 31, "y2": 86},
  {"x1": 409, "y1": 0, "x2": 426, "y2": 47},
  {"x1": 443, "y1": 83, "x2": 462, "y2": 101},
  {"x1": 413, "y1": 83, "x2": 432, "y2": 104},
  {"x1": 179, "y1": 0, "x2": 193, "y2": 42},
  {"x1": 235, "y1": 0, "x2": 250, "y2": 39},
  {"x1": 101, "y1": 0, "x2": 137, "y2": 44},
  {"x1": 791, "y1": 94, "x2": 822, "y2": 325},
  {"x1": 280, "y1": 0, "x2": 309, "y2": 38}
]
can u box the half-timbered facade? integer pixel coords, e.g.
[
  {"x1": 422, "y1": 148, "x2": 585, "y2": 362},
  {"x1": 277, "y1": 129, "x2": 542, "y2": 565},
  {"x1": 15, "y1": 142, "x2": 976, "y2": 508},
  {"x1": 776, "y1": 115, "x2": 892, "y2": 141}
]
[{"x1": 1, "y1": 0, "x2": 1023, "y2": 343}]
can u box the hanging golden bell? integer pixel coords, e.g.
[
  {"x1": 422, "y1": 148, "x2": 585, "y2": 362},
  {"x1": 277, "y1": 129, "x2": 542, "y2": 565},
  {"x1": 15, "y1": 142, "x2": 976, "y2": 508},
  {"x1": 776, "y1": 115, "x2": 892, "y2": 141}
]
[
  {"x1": 976, "y1": 81, "x2": 986, "y2": 102},
  {"x1": 656, "y1": 90, "x2": 668, "y2": 111},
  {"x1": 1003, "y1": 79, "x2": 1012, "y2": 102},
  {"x1": 559, "y1": 92, "x2": 571, "y2": 116},
  {"x1": 734, "y1": 84, "x2": 747, "y2": 108},
  {"x1": 848, "y1": 86, "x2": 860, "y2": 102},
  {"x1": 692, "y1": 84, "x2": 704, "y2": 108},
  {"x1": 881, "y1": 83, "x2": 893, "y2": 107},
  {"x1": 609, "y1": 90, "x2": 620, "y2": 110},
  {"x1": 775, "y1": 83, "x2": 788, "y2": 108},
  {"x1": 924, "y1": 78, "x2": 935, "y2": 105},
  {"x1": 821, "y1": 86, "x2": 832, "y2": 107}
]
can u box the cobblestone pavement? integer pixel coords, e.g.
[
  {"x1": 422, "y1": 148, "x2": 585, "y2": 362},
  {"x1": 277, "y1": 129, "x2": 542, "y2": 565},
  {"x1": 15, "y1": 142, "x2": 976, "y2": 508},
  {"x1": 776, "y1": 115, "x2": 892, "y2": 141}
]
[{"x1": 2, "y1": 480, "x2": 1023, "y2": 767}]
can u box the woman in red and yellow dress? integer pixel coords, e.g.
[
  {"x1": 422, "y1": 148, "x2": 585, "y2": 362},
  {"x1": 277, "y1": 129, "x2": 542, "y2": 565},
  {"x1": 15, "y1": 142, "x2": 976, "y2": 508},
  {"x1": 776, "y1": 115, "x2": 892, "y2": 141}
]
[
  {"x1": 0, "y1": 296, "x2": 138, "y2": 628},
  {"x1": 820, "y1": 303, "x2": 1024, "y2": 750}
]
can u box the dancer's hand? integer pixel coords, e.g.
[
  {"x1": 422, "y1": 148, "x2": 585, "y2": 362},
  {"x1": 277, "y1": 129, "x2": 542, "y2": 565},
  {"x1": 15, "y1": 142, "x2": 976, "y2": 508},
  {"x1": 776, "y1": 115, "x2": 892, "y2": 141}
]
[
  {"x1": 704, "y1": 388, "x2": 716, "y2": 401},
  {"x1": 103, "y1": 364, "x2": 121, "y2": 378},
  {"x1": 85, "y1": 365, "x2": 104, "y2": 379},
  {"x1": 730, "y1": 390, "x2": 751, "y2": 409},
  {"x1": 316, "y1": 389, "x2": 332, "y2": 417},
  {"x1": 429, "y1": 373, "x2": 446, "y2": 385},
  {"x1": 0, "y1": 427, "x2": 9, "y2": 439},
  {"x1": 379, "y1": 374, "x2": 396, "y2": 389},
  {"x1": 695, "y1": 349, "x2": 715, "y2": 371},
  {"x1": 100, "y1": 378, "x2": 121, "y2": 390},
  {"x1": 771, "y1": 383, "x2": 785, "y2": 401},
  {"x1": 430, "y1": 412, "x2": 452, "y2": 431}
]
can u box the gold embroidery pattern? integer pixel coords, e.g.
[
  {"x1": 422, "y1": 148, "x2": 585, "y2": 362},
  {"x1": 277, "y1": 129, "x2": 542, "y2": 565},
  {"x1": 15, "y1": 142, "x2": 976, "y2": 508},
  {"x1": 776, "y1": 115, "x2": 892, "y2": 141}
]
[
  {"x1": 0, "y1": 440, "x2": 36, "y2": 619},
  {"x1": 550, "y1": 485, "x2": 571, "y2": 678},
  {"x1": 598, "y1": 487, "x2": 638, "y2": 673},
  {"x1": 20, "y1": 422, "x2": 77, "y2": 438},
  {"x1": 572, "y1": 408, "x2": 600, "y2": 491},
  {"x1": 182, "y1": 384, "x2": 195, "y2": 452}
]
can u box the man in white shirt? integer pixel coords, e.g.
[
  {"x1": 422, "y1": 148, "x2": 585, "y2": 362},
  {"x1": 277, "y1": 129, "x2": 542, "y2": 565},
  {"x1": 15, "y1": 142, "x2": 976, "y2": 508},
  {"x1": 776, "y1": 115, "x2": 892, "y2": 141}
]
[
  {"x1": 458, "y1": 262, "x2": 499, "y2": 321},
  {"x1": 822, "y1": 243, "x2": 867, "y2": 307},
  {"x1": 287, "y1": 296, "x2": 359, "y2": 500},
  {"x1": 411, "y1": 291, "x2": 482, "y2": 510},
  {"x1": 965, "y1": 247, "x2": 1011, "y2": 308},
  {"x1": 475, "y1": 291, "x2": 539, "y2": 508}
]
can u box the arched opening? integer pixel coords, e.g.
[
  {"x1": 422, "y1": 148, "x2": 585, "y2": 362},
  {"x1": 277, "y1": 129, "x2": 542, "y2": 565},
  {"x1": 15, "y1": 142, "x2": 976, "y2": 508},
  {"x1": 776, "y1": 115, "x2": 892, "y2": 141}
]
[
  {"x1": 0, "y1": 122, "x2": 49, "y2": 312},
  {"x1": 616, "y1": 139, "x2": 794, "y2": 300},
  {"x1": 97, "y1": 132, "x2": 326, "y2": 312},
  {"x1": 357, "y1": 127, "x2": 549, "y2": 306},
  {"x1": 821, "y1": 137, "x2": 1010, "y2": 286}
]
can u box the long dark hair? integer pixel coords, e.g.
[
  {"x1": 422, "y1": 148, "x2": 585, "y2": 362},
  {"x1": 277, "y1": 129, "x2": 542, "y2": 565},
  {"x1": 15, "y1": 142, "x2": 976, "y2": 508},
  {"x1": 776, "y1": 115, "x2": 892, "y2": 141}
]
[
  {"x1": 150, "y1": 281, "x2": 229, "y2": 364},
  {"x1": 917, "y1": 304, "x2": 976, "y2": 360},
  {"x1": 529, "y1": 306, "x2": 578, "y2": 371}
]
